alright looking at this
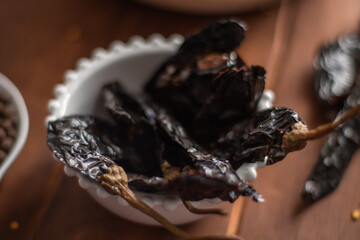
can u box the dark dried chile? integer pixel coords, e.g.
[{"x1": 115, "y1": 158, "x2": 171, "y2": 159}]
[
  {"x1": 99, "y1": 165, "x2": 243, "y2": 240},
  {"x1": 214, "y1": 107, "x2": 305, "y2": 170},
  {"x1": 104, "y1": 82, "x2": 263, "y2": 202},
  {"x1": 303, "y1": 81, "x2": 360, "y2": 201},
  {"x1": 152, "y1": 105, "x2": 262, "y2": 202},
  {"x1": 192, "y1": 65, "x2": 265, "y2": 143},
  {"x1": 175, "y1": 20, "x2": 246, "y2": 63},
  {"x1": 102, "y1": 82, "x2": 163, "y2": 177},
  {"x1": 47, "y1": 115, "x2": 122, "y2": 180},
  {"x1": 146, "y1": 21, "x2": 245, "y2": 120},
  {"x1": 47, "y1": 83, "x2": 263, "y2": 202},
  {"x1": 145, "y1": 55, "x2": 246, "y2": 132},
  {"x1": 302, "y1": 33, "x2": 360, "y2": 201},
  {"x1": 146, "y1": 20, "x2": 246, "y2": 73},
  {"x1": 302, "y1": 122, "x2": 359, "y2": 201},
  {"x1": 47, "y1": 80, "x2": 359, "y2": 203},
  {"x1": 146, "y1": 21, "x2": 265, "y2": 144},
  {"x1": 127, "y1": 173, "x2": 168, "y2": 193},
  {"x1": 313, "y1": 33, "x2": 360, "y2": 120}
]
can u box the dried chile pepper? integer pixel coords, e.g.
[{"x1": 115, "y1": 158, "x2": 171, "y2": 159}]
[
  {"x1": 45, "y1": 111, "x2": 257, "y2": 204},
  {"x1": 313, "y1": 33, "x2": 360, "y2": 120},
  {"x1": 103, "y1": 82, "x2": 263, "y2": 202},
  {"x1": 213, "y1": 107, "x2": 306, "y2": 171},
  {"x1": 146, "y1": 20, "x2": 246, "y2": 83},
  {"x1": 46, "y1": 97, "x2": 359, "y2": 202},
  {"x1": 47, "y1": 79, "x2": 263, "y2": 202},
  {"x1": 102, "y1": 82, "x2": 164, "y2": 177},
  {"x1": 145, "y1": 20, "x2": 249, "y2": 139},
  {"x1": 195, "y1": 65, "x2": 265, "y2": 123},
  {"x1": 48, "y1": 125, "x2": 243, "y2": 240},
  {"x1": 101, "y1": 82, "x2": 360, "y2": 201},
  {"x1": 212, "y1": 103, "x2": 360, "y2": 184},
  {"x1": 147, "y1": 63, "x2": 266, "y2": 144},
  {"x1": 99, "y1": 165, "x2": 242, "y2": 240},
  {"x1": 152, "y1": 105, "x2": 263, "y2": 202},
  {"x1": 301, "y1": 32, "x2": 360, "y2": 201},
  {"x1": 47, "y1": 71, "x2": 360, "y2": 204},
  {"x1": 47, "y1": 115, "x2": 122, "y2": 180},
  {"x1": 46, "y1": 113, "x2": 168, "y2": 194},
  {"x1": 303, "y1": 74, "x2": 360, "y2": 201},
  {"x1": 302, "y1": 121, "x2": 359, "y2": 201},
  {"x1": 175, "y1": 20, "x2": 246, "y2": 63},
  {"x1": 194, "y1": 65, "x2": 265, "y2": 143}
]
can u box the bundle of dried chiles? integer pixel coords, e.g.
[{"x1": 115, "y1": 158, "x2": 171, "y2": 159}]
[
  {"x1": 302, "y1": 32, "x2": 360, "y2": 202},
  {"x1": 47, "y1": 20, "x2": 360, "y2": 239},
  {"x1": 0, "y1": 90, "x2": 18, "y2": 163}
]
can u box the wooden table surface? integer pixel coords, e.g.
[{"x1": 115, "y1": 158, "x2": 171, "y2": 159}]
[{"x1": 1, "y1": 0, "x2": 360, "y2": 239}]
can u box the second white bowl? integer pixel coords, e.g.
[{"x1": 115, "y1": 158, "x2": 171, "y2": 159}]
[{"x1": 0, "y1": 73, "x2": 29, "y2": 181}]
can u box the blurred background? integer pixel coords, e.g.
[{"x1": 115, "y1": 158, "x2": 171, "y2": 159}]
[{"x1": 0, "y1": 0, "x2": 359, "y2": 239}]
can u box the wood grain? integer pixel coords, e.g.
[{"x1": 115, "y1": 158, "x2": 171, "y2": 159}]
[
  {"x1": 0, "y1": 0, "x2": 359, "y2": 239},
  {"x1": 239, "y1": 1, "x2": 360, "y2": 240}
]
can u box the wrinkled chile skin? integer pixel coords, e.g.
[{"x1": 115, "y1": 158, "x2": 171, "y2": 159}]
[
  {"x1": 46, "y1": 20, "x2": 310, "y2": 204},
  {"x1": 146, "y1": 20, "x2": 265, "y2": 144},
  {"x1": 103, "y1": 82, "x2": 262, "y2": 202},
  {"x1": 303, "y1": 33, "x2": 360, "y2": 201},
  {"x1": 313, "y1": 34, "x2": 360, "y2": 120},
  {"x1": 103, "y1": 82, "x2": 164, "y2": 177},
  {"x1": 214, "y1": 107, "x2": 305, "y2": 170},
  {"x1": 303, "y1": 81, "x2": 360, "y2": 201}
]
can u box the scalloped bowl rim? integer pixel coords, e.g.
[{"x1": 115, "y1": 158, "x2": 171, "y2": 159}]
[
  {"x1": 46, "y1": 34, "x2": 275, "y2": 225},
  {"x1": 45, "y1": 34, "x2": 229, "y2": 225}
]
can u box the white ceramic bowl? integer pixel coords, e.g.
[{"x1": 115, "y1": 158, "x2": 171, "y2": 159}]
[
  {"x1": 46, "y1": 34, "x2": 227, "y2": 226},
  {"x1": 46, "y1": 34, "x2": 275, "y2": 226},
  {"x1": 0, "y1": 73, "x2": 29, "y2": 181}
]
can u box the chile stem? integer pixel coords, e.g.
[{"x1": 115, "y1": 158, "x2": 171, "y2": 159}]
[
  {"x1": 282, "y1": 103, "x2": 360, "y2": 153},
  {"x1": 304, "y1": 104, "x2": 360, "y2": 140},
  {"x1": 182, "y1": 199, "x2": 228, "y2": 215},
  {"x1": 99, "y1": 165, "x2": 243, "y2": 240}
]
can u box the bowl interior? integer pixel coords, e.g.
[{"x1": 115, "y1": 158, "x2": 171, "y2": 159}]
[
  {"x1": 0, "y1": 73, "x2": 29, "y2": 181},
  {"x1": 48, "y1": 38, "x2": 260, "y2": 225},
  {"x1": 61, "y1": 48, "x2": 174, "y2": 119}
]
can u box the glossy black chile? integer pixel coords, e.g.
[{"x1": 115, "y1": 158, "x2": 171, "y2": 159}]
[
  {"x1": 303, "y1": 32, "x2": 360, "y2": 201},
  {"x1": 145, "y1": 20, "x2": 248, "y2": 134},
  {"x1": 313, "y1": 33, "x2": 360, "y2": 120},
  {"x1": 104, "y1": 82, "x2": 263, "y2": 202},
  {"x1": 153, "y1": 105, "x2": 263, "y2": 202},
  {"x1": 103, "y1": 82, "x2": 164, "y2": 177},
  {"x1": 47, "y1": 116, "x2": 123, "y2": 180},
  {"x1": 214, "y1": 107, "x2": 305, "y2": 170},
  {"x1": 192, "y1": 65, "x2": 265, "y2": 143},
  {"x1": 303, "y1": 80, "x2": 360, "y2": 201}
]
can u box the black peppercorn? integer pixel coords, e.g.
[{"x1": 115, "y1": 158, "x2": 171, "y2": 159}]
[{"x1": 0, "y1": 89, "x2": 18, "y2": 162}]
